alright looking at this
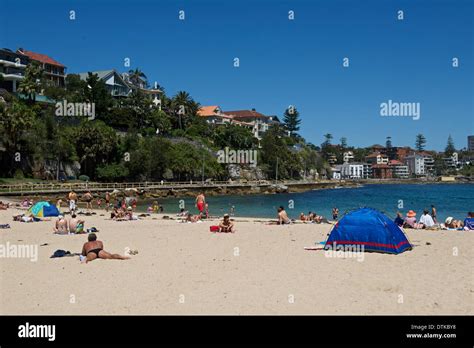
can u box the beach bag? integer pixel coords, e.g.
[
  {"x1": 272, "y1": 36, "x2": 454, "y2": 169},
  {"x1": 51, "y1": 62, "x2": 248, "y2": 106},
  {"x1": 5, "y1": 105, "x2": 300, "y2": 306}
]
[
  {"x1": 50, "y1": 249, "x2": 71, "y2": 258},
  {"x1": 210, "y1": 226, "x2": 219, "y2": 232}
]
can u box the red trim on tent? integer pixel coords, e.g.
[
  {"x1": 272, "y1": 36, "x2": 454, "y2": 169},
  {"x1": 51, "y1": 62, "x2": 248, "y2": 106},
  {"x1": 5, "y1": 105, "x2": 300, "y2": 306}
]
[{"x1": 326, "y1": 240, "x2": 410, "y2": 249}]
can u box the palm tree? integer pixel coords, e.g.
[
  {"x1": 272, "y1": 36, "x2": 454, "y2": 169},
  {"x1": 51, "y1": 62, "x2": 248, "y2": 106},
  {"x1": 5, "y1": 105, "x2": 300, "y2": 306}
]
[
  {"x1": 127, "y1": 68, "x2": 147, "y2": 89},
  {"x1": 171, "y1": 91, "x2": 200, "y2": 129}
]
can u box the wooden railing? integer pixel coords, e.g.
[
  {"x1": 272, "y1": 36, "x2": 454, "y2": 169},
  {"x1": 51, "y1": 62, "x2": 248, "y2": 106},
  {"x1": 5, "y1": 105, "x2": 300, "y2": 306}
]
[{"x1": 0, "y1": 179, "x2": 335, "y2": 194}]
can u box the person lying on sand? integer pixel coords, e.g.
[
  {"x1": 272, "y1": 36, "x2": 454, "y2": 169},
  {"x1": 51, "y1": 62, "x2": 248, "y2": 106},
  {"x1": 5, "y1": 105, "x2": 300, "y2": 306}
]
[
  {"x1": 312, "y1": 213, "x2": 323, "y2": 223},
  {"x1": 0, "y1": 201, "x2": 10, "y2": 210},
  {"x1": 219, "y1": 214, "x2": 234, "y2": 233},
  {"x1": 69, "y1": 214, "x2": 85, "y2": 233},
  {"x1": 53, "y1": 215, "x2": 69, "y2": 234},
  {"x1": 13, "y1": 214, "x2": 40, "y2": 223},
  {"x1": 176, "y1": 208, "x2": 189, "y2": 217},
  {"x1": 445, "y1": 216, "x2": 463, "y2": 229},
  {"x1": 81, "y1": 233, "x2": 130, "y2": 263},
  {"x1": 185, "y1": 213, "x2": 201, "y2": 223}
]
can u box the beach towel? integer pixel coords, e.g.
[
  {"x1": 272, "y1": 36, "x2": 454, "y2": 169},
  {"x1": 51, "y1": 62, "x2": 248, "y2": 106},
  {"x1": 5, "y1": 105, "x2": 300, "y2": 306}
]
[{"x1": 304, "y1": 246, "x2": 323, "y2": 251}]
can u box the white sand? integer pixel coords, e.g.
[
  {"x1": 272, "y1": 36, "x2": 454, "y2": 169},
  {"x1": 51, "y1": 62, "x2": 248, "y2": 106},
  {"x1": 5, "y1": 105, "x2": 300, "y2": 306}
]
[{"x1": 0, "y1": 206, "x2": 473, "y2": 315}]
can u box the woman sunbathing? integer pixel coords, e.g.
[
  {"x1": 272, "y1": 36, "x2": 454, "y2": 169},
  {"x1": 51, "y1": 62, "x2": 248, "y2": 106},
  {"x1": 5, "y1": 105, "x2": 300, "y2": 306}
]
[
  {"x1": 185, "y1": 213, "x2": 201, "y2": 223},
  {"x1": 81, "y1": 233, "x2": 130, "y2": 263},
  {"x1": 13, "y1": 214, "x2": 40, "y2": 222},
  {"x1": 445, "y1": 217, "x2": 463, "y2": 229}
]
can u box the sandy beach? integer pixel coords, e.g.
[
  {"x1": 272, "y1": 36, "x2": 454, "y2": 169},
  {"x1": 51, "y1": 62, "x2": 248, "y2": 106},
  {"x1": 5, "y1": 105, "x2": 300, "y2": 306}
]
[{"x1": 0, "y1": 204, "x2": 473, "y2": 315}]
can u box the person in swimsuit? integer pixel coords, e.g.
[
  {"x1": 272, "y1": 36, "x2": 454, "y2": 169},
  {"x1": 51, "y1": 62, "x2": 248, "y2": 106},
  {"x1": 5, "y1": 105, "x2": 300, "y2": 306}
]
[
  {"x1": 277, "y1": 206, "x2": 291, "y2": 225},
  {"x1": 219, "y1": 214, "x2": 235, "y2": 232},
  {"x1": 81, "y1": 233, "x2": 130, "y2": 263},
  {"x1": 53, "y1": 215, "x2": 69, "y2": 234},
  {"x1": 69, "y1": 213, "x2": 85, "y2": 233},
  {"x1": 83, "y1": 191, "x2": 93, "y2": 212},
  {"x1": 105, "y1": 192, "x2": 111, "y2": 212},
  {"x1": 195, "y1": 192, "x2": 206, "y2": 215},
  {"x1": 431, "y1": 205, "x2": 437, "y2": 224},
  {"x1": 68, "y1": 191, "x2": 77, "y2": 213}
]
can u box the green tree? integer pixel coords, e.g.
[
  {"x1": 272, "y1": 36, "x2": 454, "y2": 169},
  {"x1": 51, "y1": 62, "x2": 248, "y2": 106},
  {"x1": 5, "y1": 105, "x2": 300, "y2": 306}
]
[
  {"x1": 445, "y1": 135, "x2": 456, "y2": 156},
  {"x1": 128, "y1": 68, "x2": 147, "y2": 88},
  {"x1": 320, "y1": 133, "x2": 334, "y2": 159},
  {"x1": 17, "y1": 62, "x2": 43, "y2": 103},
  {"x1": 260, "y1": 125, "x2": 302, "y2": 179},
  {"x1": 283, "y1": 106, "x2": 301, "y2": 136},
  {"x1": 212, "y1": 124, "x2": 256, "y2": 149},
  {"x1": 122, "y1": 89, "x2": 152, "y2": 131},
  {"x1": 71, "y1": 121, "x2": 118, "y2": 178},
  {"x1": 96, "y1": 163, "x2": 130, "y2": 181},
  {"x1": 0, "y1": 100, "x2": 37, "y2": 175},
  {"x1": 322, "y1": 133, "x2": 333, "y2": 147},
  {"x1": 415, "y1": 134, "x2": 426, "y2": 151},
  {"x1": 84, "y1": 72, "x2": 114, "y2": 118},
  {"x1": 126, "y1": 137, "x2": 173, "y2": 181},
  {"x1": 170, "y1": 91, "x2": 201, "y2": 129},
  {"x1": 340, "y1": 137, "x2": 348, "y2": 148},
  {"x1": 149, "y1": 109, "x2": 173, "y2": 136},
  {"x1": 65, "y1": 74, "x2": 86, "y2": 102}
]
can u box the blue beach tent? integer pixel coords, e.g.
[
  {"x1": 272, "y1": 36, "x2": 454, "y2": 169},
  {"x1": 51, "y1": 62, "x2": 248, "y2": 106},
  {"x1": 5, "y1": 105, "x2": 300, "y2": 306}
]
[
  {"x1": 28, "y1": 201, "x2": 60, "y2": 218},
  {"x1": 324, "y1": 207, "x2": 412, "y2": 254}
]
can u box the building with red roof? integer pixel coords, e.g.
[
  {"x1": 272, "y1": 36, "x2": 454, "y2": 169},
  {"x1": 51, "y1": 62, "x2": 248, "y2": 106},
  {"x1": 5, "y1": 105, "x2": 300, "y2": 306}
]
[
  {"x1": 371, "y1": 164, "x2": 393, "y2": 179},
  {"x1": 17, "y1": 48, "x2": 66, "y2": 87}
]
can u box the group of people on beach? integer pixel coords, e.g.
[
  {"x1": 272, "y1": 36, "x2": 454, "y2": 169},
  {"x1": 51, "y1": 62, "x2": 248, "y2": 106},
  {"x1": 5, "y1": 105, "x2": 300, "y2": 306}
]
[
  {"x1": 53, "y1": 214, "x2": 85, "y2": 234},
  {"x1": 394, "y1": 205, "x2": 474, "y2": 230},
  {"x1": 0, "y1": 201, "x2": 10, "y2": 210},
  {"x1": 172, "y1": 193, "x2": 234, "y2": 232},
  {"x1": 299, "y1": 211, "x2": 330, "y2": 224}
]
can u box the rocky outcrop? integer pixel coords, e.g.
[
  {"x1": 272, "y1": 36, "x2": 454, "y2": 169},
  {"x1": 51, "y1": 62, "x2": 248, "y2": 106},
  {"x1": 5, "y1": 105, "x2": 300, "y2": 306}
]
[
  {"x1": 228, "y1": 164, "x2": 266, "y2": 181},
  {"x1": 31, "y1": 159, "x2": 81, "y2": 180}
]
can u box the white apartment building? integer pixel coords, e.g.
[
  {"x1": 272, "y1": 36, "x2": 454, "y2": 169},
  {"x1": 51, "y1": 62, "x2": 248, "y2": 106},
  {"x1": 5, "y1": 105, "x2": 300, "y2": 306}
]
[
  {"x1": 336, "y1": 163, "x2": 365, "y2": 179},
  {"x1": 405, "y1": 153, "x2": 434, "y2": 176}
]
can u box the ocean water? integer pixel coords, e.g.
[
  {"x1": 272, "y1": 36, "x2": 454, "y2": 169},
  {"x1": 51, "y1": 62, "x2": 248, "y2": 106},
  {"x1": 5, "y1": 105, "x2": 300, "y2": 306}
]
[{"x1": 137, "y1": 184, "x2": 473, "y2": 221}]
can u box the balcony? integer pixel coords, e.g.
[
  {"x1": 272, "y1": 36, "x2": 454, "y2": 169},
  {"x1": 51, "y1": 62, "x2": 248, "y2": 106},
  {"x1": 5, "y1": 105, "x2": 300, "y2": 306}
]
[{"x1": 0, "y1": 59, "x2": 27, "y2": 69}]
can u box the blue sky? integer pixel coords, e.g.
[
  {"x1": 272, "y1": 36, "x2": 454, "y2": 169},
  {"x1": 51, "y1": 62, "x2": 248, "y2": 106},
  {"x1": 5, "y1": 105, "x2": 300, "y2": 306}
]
[{"x1": 1, "y1": 0, "x2": 473, "y2": 150}]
